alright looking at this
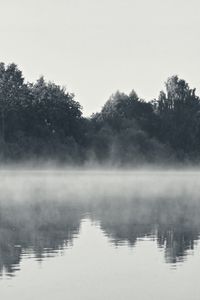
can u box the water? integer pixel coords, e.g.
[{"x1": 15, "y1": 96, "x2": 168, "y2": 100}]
[{"x1": 0, "y1": 170, "x2": 200, "y2": 299}]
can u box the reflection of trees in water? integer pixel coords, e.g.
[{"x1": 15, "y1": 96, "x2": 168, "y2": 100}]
[
  {"x1": 0, "y1": 200, "x2": 83, "y2": 277},
  {"x1": 0, "y1": 195, "x2": 200, "y2": 277},
  {"x1": 0, "y1": 229, "x2": 22, "y2": 276},
  {"x1": 92, "y1": 196, "x2": 200, "y2": 263},
  {"x1": 90, "y1": 196, "x2": 155, "y2": 246},
  {"x1": 157, "y1": 227, "x2": 199, "y2": 264},
  {"x1": 155, "y1": 197, "x2": 200, "y2": 264},
  {"x1": 101, "y1": 222, "x2": 152, "y2": 247}
]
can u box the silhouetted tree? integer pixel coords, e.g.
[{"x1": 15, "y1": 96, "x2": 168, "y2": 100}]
[
  {"x1": 0, "y1": 63, "x2": 27, "y2": 142},
  {"x1": 0, "y1": 62, "x2": 200, "y2": 164},
  {"x1": 156, "y1": 76, "x2": 200, "y2": 157}
]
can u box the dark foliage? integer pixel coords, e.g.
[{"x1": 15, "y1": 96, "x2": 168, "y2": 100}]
[{"x1": 0, "y1": 63, "x2": 200, "y2": 164}]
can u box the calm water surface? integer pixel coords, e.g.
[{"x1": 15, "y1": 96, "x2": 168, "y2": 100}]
[{"x1": 0, "y1": 170, "x2": 200, "y2": 300}]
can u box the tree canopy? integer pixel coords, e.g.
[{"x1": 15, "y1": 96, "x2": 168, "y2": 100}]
[{"x1": 0, "y1": 63, "x2": 200, "y2": 165}]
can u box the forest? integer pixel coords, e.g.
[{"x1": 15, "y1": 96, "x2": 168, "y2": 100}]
[{"x1": 0, "y1": 62, "x2": 200, "y2": 165}]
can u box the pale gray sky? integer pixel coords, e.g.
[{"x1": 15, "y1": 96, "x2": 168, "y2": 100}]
[{"x1": 0, "y1": 0, "x2": 200, "y2": 115}]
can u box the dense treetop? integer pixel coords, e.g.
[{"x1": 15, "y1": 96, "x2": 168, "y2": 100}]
[{"x1": 0, "y1": 62, "x2": 200, "y2": 164}]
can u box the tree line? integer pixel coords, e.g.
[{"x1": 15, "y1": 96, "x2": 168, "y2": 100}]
[{"x1": 0, "y1": 62, "x2": 200, "y2": 165}]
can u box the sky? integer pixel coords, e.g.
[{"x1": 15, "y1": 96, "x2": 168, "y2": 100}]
[{"x1": 0, "y1": 0, "x2": 200, "y2": 116}]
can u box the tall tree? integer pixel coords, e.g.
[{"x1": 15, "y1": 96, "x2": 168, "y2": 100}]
[
  {"x1": 28, "y1": 77, "x2": 83, "y2": 141},
  {"x1": 0, "y1": 63, "x2": 26, "y2": 142},
  {"x1": 156, "y1": 75, "x2": 200, "y2": 155}
]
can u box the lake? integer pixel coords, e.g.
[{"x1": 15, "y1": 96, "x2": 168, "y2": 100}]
[{"x1": 0, "y1": 170, "x2": 200, "y2": 300}]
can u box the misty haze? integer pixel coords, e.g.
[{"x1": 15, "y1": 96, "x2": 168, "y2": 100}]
[
  {"x1": 1, "y1": 0, "x2": 200, "y2": 298},
  {"x1": 0, "y1": 170, "x2": 200, "y2": 300},
  {"x1": 1, "y1": 64, "x2": 200, "y2": 300}
]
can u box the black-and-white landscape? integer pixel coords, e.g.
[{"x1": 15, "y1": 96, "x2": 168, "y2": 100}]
[{"x1": 0, "y1": 0, "x2": 200, "y2": 299}]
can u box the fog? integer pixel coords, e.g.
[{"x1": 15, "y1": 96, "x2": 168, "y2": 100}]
[
  {"x1": 0, "y1": 169, "x2": 200, "y2": 273},
  {"x1": 1, "y1": 168, "x2": 200, "y2": 202}
]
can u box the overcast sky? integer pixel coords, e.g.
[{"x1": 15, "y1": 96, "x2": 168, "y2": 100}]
[{"x1": 0, "y1": 0, "x2": 200, "y2": 115}]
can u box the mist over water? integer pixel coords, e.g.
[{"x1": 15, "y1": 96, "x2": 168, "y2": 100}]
[{"x1": 0, "y1": 169, "x2": 200, "y2": 299}]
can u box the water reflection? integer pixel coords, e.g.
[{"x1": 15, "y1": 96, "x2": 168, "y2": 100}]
[
  {"x1": 0, "y1": 171, "x2": 200, "y2": 278},
  {"x1": 0, "y1": 200, "x2": 82, "y2": 277},
  {"x1": 157, "y1": 227, "x2": 199, "y2": 264}
]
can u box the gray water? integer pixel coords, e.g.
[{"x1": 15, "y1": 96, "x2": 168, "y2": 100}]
[{"x1": 0, "y1": 170, "x2": 200, "y2": 299}]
